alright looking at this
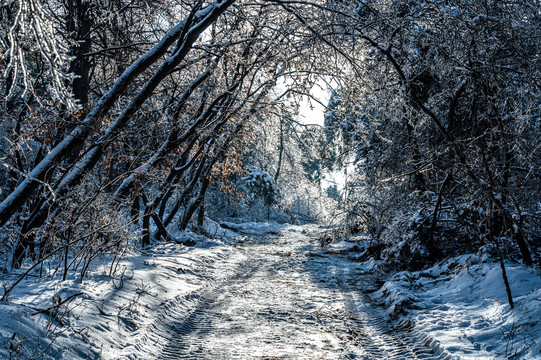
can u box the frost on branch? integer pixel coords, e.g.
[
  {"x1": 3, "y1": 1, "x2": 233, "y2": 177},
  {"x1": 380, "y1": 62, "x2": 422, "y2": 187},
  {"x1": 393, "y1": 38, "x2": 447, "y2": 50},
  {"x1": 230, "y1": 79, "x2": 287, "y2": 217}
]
[{"x1": 1, "y1": 0, "x2": 78, "y2": 110}]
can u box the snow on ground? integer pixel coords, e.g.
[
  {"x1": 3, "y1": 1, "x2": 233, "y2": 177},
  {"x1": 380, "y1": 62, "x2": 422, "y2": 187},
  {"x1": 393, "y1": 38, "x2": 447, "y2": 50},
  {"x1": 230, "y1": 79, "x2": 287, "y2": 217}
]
[
  {"x1": 371, "y1": 252, "x2": 541, "y2": 359},
  {"x1": 219, "y1": 220, "x2": 288, "y2": 235},
  {"x1": 1, "y1": 221, "x2": 540, "y2": 359},
  {"x1": 314, "y1": 235, "x2": 541, "y2": 359},
  {"x1": 0, "y1": 219, "x2": 253, "y2": 359}
]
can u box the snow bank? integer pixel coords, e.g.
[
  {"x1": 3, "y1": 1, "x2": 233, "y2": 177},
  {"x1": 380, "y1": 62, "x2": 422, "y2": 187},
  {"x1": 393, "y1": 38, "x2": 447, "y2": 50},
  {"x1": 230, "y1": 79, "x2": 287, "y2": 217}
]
[
  {"x1": 373, "y1": 254, "x2": 541, "y2": 359},
  {"x1": 0, "y1": 224, "x2": 245, "y2": 359}
]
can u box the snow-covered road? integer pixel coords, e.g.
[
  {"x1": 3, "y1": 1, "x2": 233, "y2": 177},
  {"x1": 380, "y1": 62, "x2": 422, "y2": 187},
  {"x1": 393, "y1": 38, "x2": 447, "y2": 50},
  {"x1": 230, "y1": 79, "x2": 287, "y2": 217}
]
[
  {"x1": 148, "y1": 225, "x2": 452, "y2": 359},
  {"x1": 3, "y1": 222, "x2": 540, "y2": 359}
]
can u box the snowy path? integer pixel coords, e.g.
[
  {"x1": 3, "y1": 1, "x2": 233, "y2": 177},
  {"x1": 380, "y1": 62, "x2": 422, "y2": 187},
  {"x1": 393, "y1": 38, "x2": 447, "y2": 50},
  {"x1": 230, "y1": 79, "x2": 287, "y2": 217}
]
[
  {"x1": 3, "y1": 223, "x2": 539, "y2": 359},
  {"x1": 149, "y1": 225, "x2": 453, "y2": 360}
]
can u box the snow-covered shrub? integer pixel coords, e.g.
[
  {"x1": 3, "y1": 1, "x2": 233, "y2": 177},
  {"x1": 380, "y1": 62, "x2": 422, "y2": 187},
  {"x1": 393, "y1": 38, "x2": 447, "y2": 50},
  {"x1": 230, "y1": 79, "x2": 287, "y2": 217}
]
[
  {"x1": 380, "y1": 210, "x2": 432, "y2": 271},
  {"x1": 240, "y1": 169, "x2": 279, "y2": 206},
  {"x1": 9, "y1": 180, "x2": 134, "y2": 280},
  {"x1": 238, "y1": 169, "x2": 279, "y2": 220},
  {"x1": 374, "y1": 195, "x2": 492, "y2": 271},
  {"x1": 206, "y1": 167, "x2": 287, "y2": 222}
]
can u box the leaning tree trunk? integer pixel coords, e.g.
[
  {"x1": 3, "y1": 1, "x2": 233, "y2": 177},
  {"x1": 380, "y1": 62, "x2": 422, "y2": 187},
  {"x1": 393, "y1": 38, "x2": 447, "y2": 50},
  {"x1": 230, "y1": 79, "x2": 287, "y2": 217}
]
[
  {"x1": 5, "y1": 0, "x2": 236, "y2": 266},
  {"x1": 0, "y1": 0, "x2": 235, "y2": 227}
]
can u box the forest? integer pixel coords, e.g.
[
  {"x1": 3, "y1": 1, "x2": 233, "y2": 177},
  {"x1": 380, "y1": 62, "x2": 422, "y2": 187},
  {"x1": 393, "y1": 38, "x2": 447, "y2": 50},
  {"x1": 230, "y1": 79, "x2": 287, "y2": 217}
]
[{"x1": 0, "y1": 0, "x2": 540, "y2": 358}]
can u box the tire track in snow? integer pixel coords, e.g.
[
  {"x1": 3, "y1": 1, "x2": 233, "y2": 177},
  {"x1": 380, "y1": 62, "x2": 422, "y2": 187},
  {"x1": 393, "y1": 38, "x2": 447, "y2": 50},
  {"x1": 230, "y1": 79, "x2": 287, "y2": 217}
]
[
  {"x1": 115, "y1": 248, "x2": 246, "y2": 360},
  {"x1": 158, "y1": 234, "x2": 368, "y2": 359},
  {"x1": 155, "y1": 227, "x2": 457, "y2": 359},
  {"x1": 320, "y1": 255, "x2": 458, "y2": 360},
  {"x1": 160, "y1": 257, "x2": 261, "y2": 358},
  {"x1": 340, "y1": 298, "x2": 456, "y2": 360}
]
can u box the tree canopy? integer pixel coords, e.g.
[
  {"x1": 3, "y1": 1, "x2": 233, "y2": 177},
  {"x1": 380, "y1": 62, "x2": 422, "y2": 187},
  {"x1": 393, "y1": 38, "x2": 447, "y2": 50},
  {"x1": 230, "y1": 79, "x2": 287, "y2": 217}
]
[{"x1": 1, "y1": 0, "x2": 540, "y2": 276}]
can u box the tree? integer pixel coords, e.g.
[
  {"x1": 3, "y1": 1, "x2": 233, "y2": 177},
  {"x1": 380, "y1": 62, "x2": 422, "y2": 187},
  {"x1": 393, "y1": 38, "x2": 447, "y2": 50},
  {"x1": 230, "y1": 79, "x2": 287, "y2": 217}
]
[
  {"x1": 0, "y1": 0, "x2": 332, "y2": 269},
  {"x1": 310, "y1": 0, "x2": 541, "y2": 268},
  {"x1": 240, "y1": 169, "x2": 279, "y2": 220},
  {"x1": 1, "y1": 0, "x2": 238, "y2": 267},
  {"x1": 1, "y1": 0, "x2": 539, "y2": 285}
]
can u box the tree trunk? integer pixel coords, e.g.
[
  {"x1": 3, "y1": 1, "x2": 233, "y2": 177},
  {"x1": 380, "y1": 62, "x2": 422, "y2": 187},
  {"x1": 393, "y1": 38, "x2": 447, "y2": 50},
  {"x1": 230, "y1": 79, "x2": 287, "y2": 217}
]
[
  {"x1": 489, "y1": 201, "x2": 514, "y2": 309},
  {"x1": 0, "y1": 0, "x2": 235, "y2": 227},
  {"x1": 197, "y1": 203, "x2": 205, "y2": 227},
  {"x1": 179, "y1": 177, "x2": 210, "y2": 231},
  {"x1": 66, "y1": 0, "x2": 92, "y2": 107},
  {"x1": 274, "y1": 118, "x2": 284, "y2": 182}
]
